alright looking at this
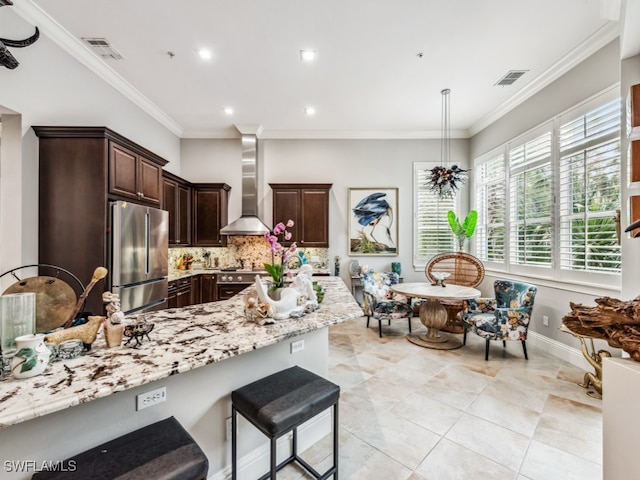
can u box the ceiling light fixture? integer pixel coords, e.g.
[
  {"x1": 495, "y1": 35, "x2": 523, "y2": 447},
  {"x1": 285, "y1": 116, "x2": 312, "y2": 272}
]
[
  {"x1": 300, "y1": 49, "x2": 317, "y2": 62},
  {"x1": 197, "y1": 49, "x2": 212, "y2": 60},
  {"x1": 223, "y1": 107, "x2": 233, "y2": 115},
  {"x1": 427, "y1": 88, "x2": 467, "y2": 198},
  {"x1": 305, "y1": 106, "x2": 316, "y2": 116}
]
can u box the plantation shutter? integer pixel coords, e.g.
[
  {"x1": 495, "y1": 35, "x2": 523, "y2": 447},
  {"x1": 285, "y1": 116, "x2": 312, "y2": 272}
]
[
  {"x1": 558, "y1": 97, "x2": 621, "y2": 273},
  {"x1": 508, "y1": 131, "x2": 553, "y2": 267},
  {"x1": 414, "y1": 162, "x2": 456, "y2": 262},
  {"x1": 475, "y1": 154, "x2": 506, "y2": 262}
]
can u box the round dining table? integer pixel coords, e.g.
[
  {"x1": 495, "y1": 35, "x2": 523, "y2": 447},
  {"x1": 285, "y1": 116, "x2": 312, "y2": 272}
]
[{"x1": 391, "y1": 282, "x2": 481, "y2": 350}]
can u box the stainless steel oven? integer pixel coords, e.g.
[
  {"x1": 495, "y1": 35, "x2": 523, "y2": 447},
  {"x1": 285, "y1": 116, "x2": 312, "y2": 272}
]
[{"x1": 216, "y1": 269, "x2": 267, "y2": 300}]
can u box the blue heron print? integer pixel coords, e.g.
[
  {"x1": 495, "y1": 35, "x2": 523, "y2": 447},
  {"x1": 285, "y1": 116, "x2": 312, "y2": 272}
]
[{"x1": 351, "y1": 191, "x2": 396, "y2": 254}]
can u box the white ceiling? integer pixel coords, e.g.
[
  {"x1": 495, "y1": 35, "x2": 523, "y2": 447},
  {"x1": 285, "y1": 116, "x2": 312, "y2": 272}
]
[{"x1": 9, "y1": 0, "x2": 633, "y2": 139}]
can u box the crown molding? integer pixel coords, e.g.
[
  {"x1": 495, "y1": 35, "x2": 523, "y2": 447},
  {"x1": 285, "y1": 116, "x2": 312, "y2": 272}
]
[
  {"x1": 12, "y1": 0, "x2": 183, "y2": 137},
  {"x1": 180, "y1": 128, "x2": 471, "y2": 140},
  {"x1": 468, "y1": 21, "x2": 620, "y2": 136}
]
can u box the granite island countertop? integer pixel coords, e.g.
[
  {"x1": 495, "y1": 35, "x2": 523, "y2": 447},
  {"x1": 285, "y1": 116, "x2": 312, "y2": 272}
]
[{"x1": 0, "y1": 277, "x2": 362, "y2": 428}]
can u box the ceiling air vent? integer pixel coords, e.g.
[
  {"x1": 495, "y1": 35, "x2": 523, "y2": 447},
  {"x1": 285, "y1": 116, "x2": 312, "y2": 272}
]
[
  {"x1": 495, "y1": 70, "x2": 528, "y2": 86},
  {"x1": 81, "y1": 37, "x2": 124, "y2": 60}
]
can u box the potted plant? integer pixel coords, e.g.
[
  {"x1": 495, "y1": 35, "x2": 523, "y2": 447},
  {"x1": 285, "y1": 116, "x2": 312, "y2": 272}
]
[{"x1": 447, "y1": 210, "x2": 477, "y2": 251}]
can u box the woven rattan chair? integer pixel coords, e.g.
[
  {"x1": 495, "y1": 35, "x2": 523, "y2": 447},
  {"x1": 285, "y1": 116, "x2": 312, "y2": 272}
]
[{"x1": 424, "y1": 252, "x2": 485, "y2": 333}]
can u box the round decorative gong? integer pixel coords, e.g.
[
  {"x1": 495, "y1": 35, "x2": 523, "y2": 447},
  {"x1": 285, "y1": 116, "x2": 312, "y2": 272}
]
[{"x1": 4, "y1": 276, "x2": 77, "y2": 332}]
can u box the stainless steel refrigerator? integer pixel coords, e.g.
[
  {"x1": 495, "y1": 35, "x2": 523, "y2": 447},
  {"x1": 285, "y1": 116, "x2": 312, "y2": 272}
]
[{"x1": 110, "y1": 201, "x2": 169, "y2": 314}]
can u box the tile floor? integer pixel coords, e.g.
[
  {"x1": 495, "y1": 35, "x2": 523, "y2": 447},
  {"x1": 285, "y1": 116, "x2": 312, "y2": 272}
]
[{"x1": 283, "y1": 317, "x2": 603, "y2": 480}]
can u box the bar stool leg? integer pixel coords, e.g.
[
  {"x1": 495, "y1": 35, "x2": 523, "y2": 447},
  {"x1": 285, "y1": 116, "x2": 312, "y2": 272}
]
[
  {"x1": 232, "y1": 406, "x2": 238, "y2": 480},
  {"x1": 334, "y1": 402, "x2": 339, "y2": 479},
  {"x1": 270, "y1": 437, "x2": 277, "y2": 479}
]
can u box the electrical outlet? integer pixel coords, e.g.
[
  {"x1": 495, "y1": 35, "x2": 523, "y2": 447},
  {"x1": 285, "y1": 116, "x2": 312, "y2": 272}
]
[
  {"x1": 291, "y1": 339, "x2": 305, "y2": 354},
  {"x1": 136, "y1": 386, "x2": 166, "y2": 410},
  {"x1": 542, "y1": 315, "x2": 549, "y2": 327},
  {"x1": 226, "y1": 417, "x2": 232, "y2": 440}
]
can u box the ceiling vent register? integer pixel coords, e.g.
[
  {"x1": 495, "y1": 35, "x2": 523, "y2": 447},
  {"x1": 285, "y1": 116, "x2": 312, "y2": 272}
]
[
  {"x1": 81, "y1": 37, "x2": 124, "y2": 60},
  {"x1": 495, "y1": 70, "x2": 528, "y2": 86}
]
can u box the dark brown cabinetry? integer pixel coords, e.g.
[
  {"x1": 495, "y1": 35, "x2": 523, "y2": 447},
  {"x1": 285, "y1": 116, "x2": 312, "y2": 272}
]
[
  {"x1": 200, "y1": 274, "x2": 217, "y2": 303},
  {"x1": 109, "y1": 141, "x2": 163, "y2": 205},
  {"x1": 34, "y1": 126, "x2": 168, "y2": 315},
  {"x1": 628, "y1": 83, "x2": 640, "y2": 140},
  {"x1": 163, "y1": 172, "x2": 191, "y2": 245},
  {"x1": 270, "y1": 183, "x2": 332, "y2": 247},
  {"x1": 217, "y1": 284, "x2": 248, "y2": 301},
  {"x1": 191, "y1": 275, "x2": 202, "y2": 305},
  {"x1": 168, "y1": 278, "x2": 192, "y2": 308},
  {"x1": 191, "y1": 184, "x2": 231, "y2": 247}
]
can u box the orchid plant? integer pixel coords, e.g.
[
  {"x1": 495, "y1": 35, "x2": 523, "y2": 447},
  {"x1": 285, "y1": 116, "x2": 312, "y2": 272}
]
[{"x1": 264, "y1": 219, "x2": 297, "y2": 289}]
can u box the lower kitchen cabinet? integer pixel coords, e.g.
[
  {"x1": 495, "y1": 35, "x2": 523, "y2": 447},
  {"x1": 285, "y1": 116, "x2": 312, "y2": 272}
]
[
  {"x1": 200, "y1": 274, "x2": 217, "y2": 303},
  {"x1": 191, "y1": 275, "x2": 201, "y2": 305},
  {"x1": 168, "y1": 278, "x2": 192, "y2": 308}
]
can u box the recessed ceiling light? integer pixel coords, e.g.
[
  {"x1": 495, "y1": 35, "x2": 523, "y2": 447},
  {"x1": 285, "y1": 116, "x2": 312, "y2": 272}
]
[
  {"x1": 300, "y1": 49, "x2": 317, "y2": 62},
  {"x1": 305, "y1": 106, "x2": 316, "y2": 116},
  {"x1": 197, "y1": 49, "x2": 213, "y2": 60},
  {"x1": 222, "y1": 107, "x2": 234, "y2": 115}
]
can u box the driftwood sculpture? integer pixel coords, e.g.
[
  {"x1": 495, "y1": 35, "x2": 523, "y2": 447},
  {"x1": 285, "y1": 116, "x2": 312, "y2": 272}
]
[
  {"x1": 562, "y1": 296, "x2": 640, "y2": 361},
  {"x1": 0, "y1": 1, "x2": 40, "y2": 70}
]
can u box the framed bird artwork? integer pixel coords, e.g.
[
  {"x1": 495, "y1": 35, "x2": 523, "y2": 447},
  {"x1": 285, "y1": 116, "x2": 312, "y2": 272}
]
[{"x1": 349, "y1": 187, "x2": 399, "y2": 256}]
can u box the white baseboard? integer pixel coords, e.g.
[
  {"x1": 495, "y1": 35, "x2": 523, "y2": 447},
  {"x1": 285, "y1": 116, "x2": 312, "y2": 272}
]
[
  {"x1": 527, "y1": 331, "x2": 591, "y2": 371},
  {"x1": 207, "y1": 410, "x2": 332, "y2": 480}
]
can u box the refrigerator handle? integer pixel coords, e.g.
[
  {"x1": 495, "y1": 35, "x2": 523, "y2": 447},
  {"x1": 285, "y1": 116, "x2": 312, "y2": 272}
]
[{"x1": 145, "y1": 212, "x2": 150, "y2": 275}]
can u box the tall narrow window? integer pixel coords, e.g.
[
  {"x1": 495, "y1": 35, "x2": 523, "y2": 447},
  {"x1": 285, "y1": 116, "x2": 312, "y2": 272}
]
[
  {"x1": 508, "y1": 131, "x2": 553, "y2": 267},
  {"x1": 475, "y1": 154, "x2": 506, "y2": 262},
  {"x1": 558, "y1": 98, "x2": 621, "y2": 273},
  {"x1": 414, "y1": 162, "x2": 456, "y2": 264}
]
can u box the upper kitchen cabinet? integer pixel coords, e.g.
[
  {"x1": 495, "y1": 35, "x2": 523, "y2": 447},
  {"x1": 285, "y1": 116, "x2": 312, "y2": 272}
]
[
  {"x1": 109, "y1": 141, "x2": 163, "y2": 205},
  {"x1": 191, "y1": 183, "x2": 231, "y2": 247},
  {"x1": 163, "y1": 172, "x2": 191, "y2": 246},
  {"x1": 270, "y1": 183, "x2": 332, "y2": 247},
  {"x1": 33, "y1": 126, "x2": 168, "y2": 315}
]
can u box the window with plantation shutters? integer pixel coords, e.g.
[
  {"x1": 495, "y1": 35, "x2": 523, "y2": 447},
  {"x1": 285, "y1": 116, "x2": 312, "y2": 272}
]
[
  {"x1": 475, "y1": 154, "x2": 506, "y2": 263},
  {"x1": 471, "y1": 86, "x2": 621, "y2": 285},
  {"x1": 414, "y1": 162, "x2": 456, "y2": 265},
  {"x1": 508, "y1": 131, "x2": 553, "y2": 268},
  {"x1": 558, "y1": 97, "x2": 621, "y2": 274}
]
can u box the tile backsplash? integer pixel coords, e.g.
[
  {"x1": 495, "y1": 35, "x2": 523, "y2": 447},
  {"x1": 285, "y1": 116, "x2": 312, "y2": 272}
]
[{"x1": 169, "y1": 236, "x2": 328, "y2": 271}]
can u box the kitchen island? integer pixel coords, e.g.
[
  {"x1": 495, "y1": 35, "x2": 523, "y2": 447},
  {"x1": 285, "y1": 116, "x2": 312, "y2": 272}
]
[{"x1": 0, "y1": 277, "x2": 362, "y2": 479}]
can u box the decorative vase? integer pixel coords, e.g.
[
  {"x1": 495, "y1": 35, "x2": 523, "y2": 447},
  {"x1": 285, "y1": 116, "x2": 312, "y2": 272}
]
[
  {"x1": 268, "y1": 287, "x2": 286, "y2": 301},
  {"x1": 11, "y1": 333, "x2": 51, "y2": 379},
  {"x1": 104, "y1": 321, "x2": 124, "y2": 348},
  {"x1": 0, "y1": 292, "x2": 36, "y2": 378}
]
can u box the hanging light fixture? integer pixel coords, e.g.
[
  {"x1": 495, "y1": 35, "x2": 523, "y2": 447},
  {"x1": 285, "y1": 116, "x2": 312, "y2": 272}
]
[{"x1": 427, "y1": 88, "x2": 468, "y2": 198}]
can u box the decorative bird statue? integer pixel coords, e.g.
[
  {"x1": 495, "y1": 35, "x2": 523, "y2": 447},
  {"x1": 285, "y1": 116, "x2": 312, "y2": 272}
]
[{"x1": 352, "y1": 192, "x2": 394, "y2": 246}]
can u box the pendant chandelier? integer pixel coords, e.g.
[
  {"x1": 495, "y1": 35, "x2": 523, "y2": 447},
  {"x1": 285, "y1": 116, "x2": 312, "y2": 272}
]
[{"x1": 427, "y1": 88, "x2": 468, "y2": 198}]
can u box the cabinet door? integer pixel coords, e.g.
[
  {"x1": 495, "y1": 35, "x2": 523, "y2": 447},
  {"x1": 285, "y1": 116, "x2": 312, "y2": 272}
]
[
  {"x1": 167, "y1": 281, "x2": 178, "y2": 308},
  {"x1": 163, "y1": 178, "x2": 178, "y2": 244},
  {"x1": 301, "y1": 188, "x2": 329, "y2": 247},
  {"x1": 191, "y1": 275, "x2": 201, "y2": 305},
  {"x1": 192, "y1": 187, "x2": 228, "y2": 246},
  {"x1": 178, "y1": 184, "x2": 191, "y2": 245},
  {"x1": 138, "y1": 157, "x2": 162, "y2": 205},
  {"x1": 109, "y1": 142, "x2": 139, "y2": 200},
  {"x1": 272, "y1": 189, "x2": 300, "y2": 246},
  {"x1": 201, "y1": 274, "x2": 216, "y2": 303}
]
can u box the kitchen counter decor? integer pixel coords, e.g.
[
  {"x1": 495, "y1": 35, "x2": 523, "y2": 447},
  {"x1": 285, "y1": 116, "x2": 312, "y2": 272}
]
[
  {"x1": 263, "y1": 219, "x2": 297, "y2": 290},
  {"x1": 0, "y1": 277, "x2": 363, "y2": 428}
]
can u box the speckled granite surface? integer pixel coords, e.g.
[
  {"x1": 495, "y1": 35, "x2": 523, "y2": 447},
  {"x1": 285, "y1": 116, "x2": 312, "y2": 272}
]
[{"x1": 0, "y1": 277, "x2": 362, "y2": 428}]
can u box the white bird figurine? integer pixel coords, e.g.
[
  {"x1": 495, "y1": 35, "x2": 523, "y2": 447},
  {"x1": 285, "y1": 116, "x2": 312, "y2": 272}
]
[{"x1": 254, "y1": 275, "x2": 300, "y2": 320}]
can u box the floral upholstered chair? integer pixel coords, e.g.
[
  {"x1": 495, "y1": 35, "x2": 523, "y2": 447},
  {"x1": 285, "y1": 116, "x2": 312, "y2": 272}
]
[
  {"x1": 461, "y1": 279, "x2": 537, "y2": 360},
  {"x1": 361, "y1": 271, "x2": 413, "y2": 337}
]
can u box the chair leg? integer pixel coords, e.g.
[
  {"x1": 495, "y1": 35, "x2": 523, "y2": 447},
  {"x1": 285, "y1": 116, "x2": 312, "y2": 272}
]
[
  {"x1": 485, "y1": 339, "x2": 490, "y2": 361},
  {"x1": 378, "y1": 320, "x2": 383, "y2": 338},
  {"x1": 366, "y1": 316, "x2": 370, "y2": 328},
  {"x1": 522, "y1": 340, "x2": 528, "y2": 360},
  {"x1": 503, "y1": 340, "x2": 506, "y2": 348},
  {"x1": 231, "y1": 406, "x2": 237, "y2": 480},
  {"x1": 388, "y1": 319, "x2": 391, "y2": 325},
  {"x1": 408, "y1": 317, "x2": 412, "y2": 333},
  {"x1": 463, "y1": 327, "x2": 467, "y2": 345}
]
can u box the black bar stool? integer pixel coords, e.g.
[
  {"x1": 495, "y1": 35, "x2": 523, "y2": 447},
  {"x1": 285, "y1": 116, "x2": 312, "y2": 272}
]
[
  {"x1": 231, "y1": 365, "x2": 340, "y2": 479},
  {"x1": 31, "y1": 416, "x2": 208, "y2": 479}
]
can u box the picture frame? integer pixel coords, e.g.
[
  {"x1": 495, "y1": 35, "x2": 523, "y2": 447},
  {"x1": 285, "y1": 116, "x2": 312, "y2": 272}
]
[{"x1": 348, "y1": 187, "x2": 398, "y2": 256}]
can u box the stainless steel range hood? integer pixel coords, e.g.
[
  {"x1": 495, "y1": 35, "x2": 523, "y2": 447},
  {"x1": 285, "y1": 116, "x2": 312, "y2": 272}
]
[{"x1": 220, "y1": 125, "x2": 271, "y2": 236}]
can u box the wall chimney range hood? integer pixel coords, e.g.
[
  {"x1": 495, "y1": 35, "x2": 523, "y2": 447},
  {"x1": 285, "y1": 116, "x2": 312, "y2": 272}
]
[{"x1": 220, "y1": 125, "x2": 271, "y2": 236}]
